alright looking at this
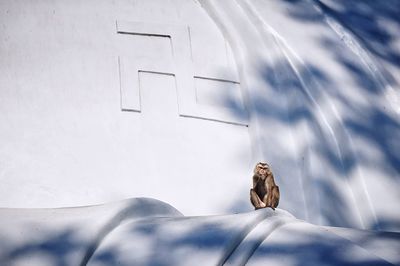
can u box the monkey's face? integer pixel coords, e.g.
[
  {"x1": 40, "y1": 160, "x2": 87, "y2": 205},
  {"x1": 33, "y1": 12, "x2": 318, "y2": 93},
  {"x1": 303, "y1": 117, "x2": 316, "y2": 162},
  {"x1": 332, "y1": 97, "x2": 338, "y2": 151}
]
[{"x1": 254, "y1": 162, "x2": 271, "y2": 178}]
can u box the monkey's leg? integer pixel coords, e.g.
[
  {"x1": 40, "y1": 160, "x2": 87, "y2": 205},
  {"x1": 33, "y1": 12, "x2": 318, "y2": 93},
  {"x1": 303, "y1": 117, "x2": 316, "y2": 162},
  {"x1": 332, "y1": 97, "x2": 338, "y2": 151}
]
[
  {"x1": 271, "y1": 186, "x2": 280, "y2": 209},
  {"x1": 263, "y1": 193, "x2": 269, "y2": 206},
  {"x1": 250, "y1": 189, "x2": 265, "y2": 209},
  {"x1": 250, "y1": 189, "x2": 261, "y2": 209},
  {"x1": 263, "y1": 193, "x2": 274, "y2": 210}
]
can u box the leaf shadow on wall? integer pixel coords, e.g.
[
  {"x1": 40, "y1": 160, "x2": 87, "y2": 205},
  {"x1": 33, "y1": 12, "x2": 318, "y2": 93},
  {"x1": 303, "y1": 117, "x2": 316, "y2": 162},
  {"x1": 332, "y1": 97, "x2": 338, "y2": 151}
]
[{"x1": 222, "y1": 0, "x2": 400, "y2": 230}]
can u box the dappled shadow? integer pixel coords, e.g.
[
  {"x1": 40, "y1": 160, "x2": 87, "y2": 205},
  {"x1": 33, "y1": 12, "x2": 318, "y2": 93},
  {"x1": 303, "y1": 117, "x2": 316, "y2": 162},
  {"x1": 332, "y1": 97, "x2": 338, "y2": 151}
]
[
  {"x1": 88, "y1": 210, "x2": 288, "y2": 265},
  {"x1": 2, "y1": 206, "x2": 399, "y2": 265},
  {"x1": 88, "y1": 213, "x2": 399, "y2": 265},
  {"x1": 2, "y1": 208, "x2": 398, "y2": 265},
  {"x1": 0, "y1": 198, "x2": 183, "y2": 266},
  {"x1": 284, "y1": 0, "x2": 400, "y2": 69},
  {"x1": 80, "y1": 198, "x2": 183, "y2": 265},
  {"x1": 315, "y1": 0, "x2": 400, "y2": 68},
  {"x1": 216, "y1": 0, "x2": 400, "y2": 231},
  {"x1": 249, "y1": 229, "x2": 394, "y2": 266},
  {"x1": 88, "y1": 215, "x2": 250, "y2": 265},
  {"x1": 315, "y1": 178, "x2": 353, "y2": 227},
  {"x1": 370, "y1": 218, "x2": 400, "y2": 233},
  {"x1": 0, "y1": 228, "x2": 86, "y2": 266},
  {"x1": 345, "y1": 106, "x2": 400, "y2": 173}
]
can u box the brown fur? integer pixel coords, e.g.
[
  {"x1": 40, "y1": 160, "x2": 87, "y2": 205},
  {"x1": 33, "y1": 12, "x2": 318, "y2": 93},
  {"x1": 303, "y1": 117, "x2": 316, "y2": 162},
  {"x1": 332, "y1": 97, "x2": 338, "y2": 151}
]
[{"x1": 250, "y1": 162, "x2": 280, "y2": 210}]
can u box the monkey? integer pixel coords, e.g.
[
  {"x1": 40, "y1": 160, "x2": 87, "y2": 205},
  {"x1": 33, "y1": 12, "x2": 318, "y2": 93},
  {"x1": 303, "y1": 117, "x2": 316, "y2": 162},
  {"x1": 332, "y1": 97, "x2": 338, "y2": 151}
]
[{"x1": 250, "y1": 162, "x2": 280, "y2": 210}]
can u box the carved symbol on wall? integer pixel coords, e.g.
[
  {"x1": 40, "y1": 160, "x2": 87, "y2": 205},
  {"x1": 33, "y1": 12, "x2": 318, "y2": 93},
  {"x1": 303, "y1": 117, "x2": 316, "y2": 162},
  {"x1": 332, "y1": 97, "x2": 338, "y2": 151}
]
[{"x1": 117, "y1": 20, "x2": 248, "y2": 126}]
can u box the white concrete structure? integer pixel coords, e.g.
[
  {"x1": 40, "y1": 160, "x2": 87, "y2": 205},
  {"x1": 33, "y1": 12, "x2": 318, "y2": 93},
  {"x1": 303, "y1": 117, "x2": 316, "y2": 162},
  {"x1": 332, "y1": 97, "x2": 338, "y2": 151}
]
[
  {"x1": 1, "y1": 0, "x2": 399, "y2": 233},
  {"x1": 1, "y1": 198, "x2": 399, "y2": 265},
  {"x1": 0, "y1": 0, "x2": 252, "y2": 216}
]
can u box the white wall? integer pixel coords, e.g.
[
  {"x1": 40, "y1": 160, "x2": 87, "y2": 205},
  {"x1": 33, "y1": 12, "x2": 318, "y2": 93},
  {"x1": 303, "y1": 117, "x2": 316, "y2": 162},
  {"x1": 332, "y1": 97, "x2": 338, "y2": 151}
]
[
  {"x1": 199, "y1": 0, "x2": 400, "y2": 231},
  {"x1": 0, "y1": 0, "x2": 252, "y2": 215}
]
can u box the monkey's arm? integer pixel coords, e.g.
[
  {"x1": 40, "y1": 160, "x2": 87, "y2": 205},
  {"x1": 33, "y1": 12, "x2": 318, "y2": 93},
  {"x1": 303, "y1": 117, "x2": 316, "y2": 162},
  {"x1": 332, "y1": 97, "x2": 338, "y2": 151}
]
[
  {"x1": 265, "y1": 185, "x2": 280, "y2": 210},
  {"x1": 252, "y1": 174, "x2": 259, "y2": 189}
]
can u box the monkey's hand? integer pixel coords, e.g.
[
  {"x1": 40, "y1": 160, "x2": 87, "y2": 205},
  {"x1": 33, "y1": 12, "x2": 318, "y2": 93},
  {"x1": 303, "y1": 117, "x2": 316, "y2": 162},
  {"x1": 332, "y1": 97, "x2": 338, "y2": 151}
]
[{"x1": 255, "y1": 203, "x2": 266, "y2": 210}]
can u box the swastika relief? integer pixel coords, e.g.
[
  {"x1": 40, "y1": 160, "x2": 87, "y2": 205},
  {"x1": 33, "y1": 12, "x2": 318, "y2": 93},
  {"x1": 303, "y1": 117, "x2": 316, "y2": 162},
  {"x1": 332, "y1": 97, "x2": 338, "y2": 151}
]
[{"x1": 116, "y1": 20, "x2": 248, "y2": 126}]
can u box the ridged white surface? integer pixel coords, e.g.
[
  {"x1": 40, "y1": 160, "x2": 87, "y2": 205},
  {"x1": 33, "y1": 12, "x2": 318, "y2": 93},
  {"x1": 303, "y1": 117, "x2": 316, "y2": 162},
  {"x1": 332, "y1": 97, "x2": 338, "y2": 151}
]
[
  {"x1": 0, "y1": 198, "x2": 398, "y2": 266},
  {"x1": 0, "y1": 0, "x2": 399, "y2": 232}
]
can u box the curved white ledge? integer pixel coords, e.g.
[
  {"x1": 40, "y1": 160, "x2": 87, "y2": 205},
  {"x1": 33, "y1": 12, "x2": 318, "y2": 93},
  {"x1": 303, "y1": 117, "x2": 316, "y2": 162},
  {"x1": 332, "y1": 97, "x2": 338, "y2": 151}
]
[{"x1": 0, "y1": 198, "x2": 398, "y2": 266}]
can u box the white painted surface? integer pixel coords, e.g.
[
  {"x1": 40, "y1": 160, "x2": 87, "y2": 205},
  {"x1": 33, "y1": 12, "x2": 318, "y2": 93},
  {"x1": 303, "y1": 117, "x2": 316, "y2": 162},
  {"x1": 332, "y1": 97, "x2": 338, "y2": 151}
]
[
  {"x1": 0, "y1": 198, "x2": 398, "y2": 266},
  {"x1": 0, "y1": 0, "x2": 251, "y2": 216},
  {"x1": 199, "y1": 0, "x2": 400, "y2": 231},
  {"x1": 1, "y1": 0, "x2": 399, "y2": 232}
]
